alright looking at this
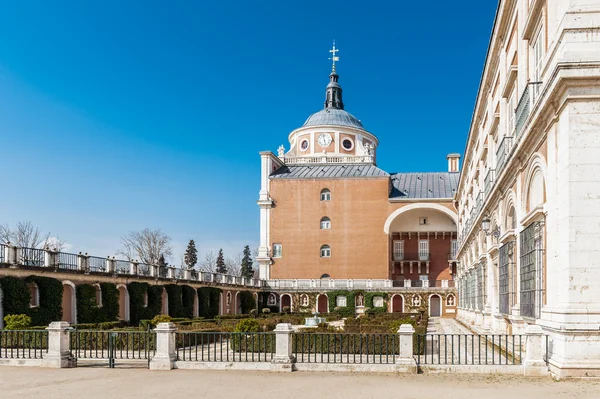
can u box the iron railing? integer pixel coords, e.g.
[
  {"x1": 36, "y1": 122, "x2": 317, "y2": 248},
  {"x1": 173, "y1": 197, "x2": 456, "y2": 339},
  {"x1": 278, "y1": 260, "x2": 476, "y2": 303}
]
[
  {"x1": 0, "y1": 330, "x2": 48, "y2": 359},
  {"x1": 515, "y1": 84, "x2": 531, "y2": 137},
  {"x1": 520, "y1": 221, "x2": 545, "y2": 319},
  {"x1": 71, "y1": 330, "x2": 156, "y2": 367},
  {"x1": 176, "y1": 332, "x2": 274, "y2": 362},
  {"x1": 20, "y1": 247, "x2": 45, "y2": 267},
  {"x1": 415, "y1": 334, "x2": 524, "y2": 365},
  {"x1": 293, "y1": 333, "x2": 397, "y2": 364},
  {"x1": 496, "y1": 136, "x2": 514, "y2": 175},
  {"x1": 0, "y1": 243, "x2": 6, "y2": 263},
  {"x1": 484, "y1": 169, "x2": 496, "y2": 198},
  {"x1": 57, "y1": 252, "x2": 78, "y2": 270},
  {"x1": 114, "y1": 260, "x2": 129, "y2": 274},
  {"x1": 499, "y1": 242, "x2": 516, "y2": 315},
  {"x1": 88, "y1": 256, "x2": 106, "y2": 273}
]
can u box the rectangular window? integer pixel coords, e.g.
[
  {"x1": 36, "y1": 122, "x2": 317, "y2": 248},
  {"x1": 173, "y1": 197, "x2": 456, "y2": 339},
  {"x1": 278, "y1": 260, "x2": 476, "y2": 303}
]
[
  {"x1": 418, "y1": 240, "x2": 429, "y2": 261},
  {"x1": 520, "y1": 221, "x2": 544, "y2": 319},
  {"x1": 508, "y1": 88, "x2": 516, "y2": 135},
  {"x1": 336, "y1": 296, "x2": 347, "y2": 307},
  {"x1": 272, "y1": 244, "x2": 282, "y2": 258},
  {"x1": 498, "y1": 241, "x2": 515, "y2": 315},
  {"x1": 450, "y1": 240, "x2": 458, "y2": 260},
  {"x1": 393, "y1": 240, "x2": 404, "y2": 261},
  {"x1": 531, "y1": 27, "x2": 544, "y2": 101}
]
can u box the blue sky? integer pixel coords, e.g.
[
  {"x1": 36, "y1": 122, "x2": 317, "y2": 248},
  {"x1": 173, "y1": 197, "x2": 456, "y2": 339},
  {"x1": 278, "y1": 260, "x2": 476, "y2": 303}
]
[{"x1": 0, "y1": 1, "x2": 498, "y2": 263}]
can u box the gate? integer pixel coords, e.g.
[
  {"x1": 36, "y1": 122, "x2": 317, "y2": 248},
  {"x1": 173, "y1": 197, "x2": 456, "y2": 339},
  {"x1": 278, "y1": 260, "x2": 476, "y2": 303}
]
[{"x1": 70, "y1": 329, "x2": 156, "y2": 368}]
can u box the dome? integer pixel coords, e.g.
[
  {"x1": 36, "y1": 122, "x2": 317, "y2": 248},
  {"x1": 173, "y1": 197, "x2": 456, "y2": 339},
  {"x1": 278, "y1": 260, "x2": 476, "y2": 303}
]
[{"x1": 302, "y1": 108, "x2": 366, "y2": 130}]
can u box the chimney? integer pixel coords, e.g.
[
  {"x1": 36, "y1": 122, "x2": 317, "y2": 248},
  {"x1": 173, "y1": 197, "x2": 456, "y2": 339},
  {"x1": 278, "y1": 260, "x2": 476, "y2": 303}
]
[{"x1": 447, "y1": 153, "x2": 461, "y2": 173}]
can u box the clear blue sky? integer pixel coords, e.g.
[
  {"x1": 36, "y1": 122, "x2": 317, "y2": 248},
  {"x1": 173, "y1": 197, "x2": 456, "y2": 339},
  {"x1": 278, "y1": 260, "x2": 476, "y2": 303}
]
[{"x1": 0, "y1": 0, "x2": 498, "y2": 263}]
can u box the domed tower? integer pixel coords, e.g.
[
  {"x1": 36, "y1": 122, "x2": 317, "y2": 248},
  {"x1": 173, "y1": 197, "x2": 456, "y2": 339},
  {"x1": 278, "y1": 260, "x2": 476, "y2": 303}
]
[{"x1": 281, "y1": 43, "x2": 379, "y2": 164}]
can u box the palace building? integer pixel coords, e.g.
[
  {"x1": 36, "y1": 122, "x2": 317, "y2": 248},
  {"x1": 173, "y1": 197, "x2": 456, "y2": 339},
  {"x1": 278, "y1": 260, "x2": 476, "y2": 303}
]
[{"x1": 257, "y1": 45, "x2": 459, "y2": 317}]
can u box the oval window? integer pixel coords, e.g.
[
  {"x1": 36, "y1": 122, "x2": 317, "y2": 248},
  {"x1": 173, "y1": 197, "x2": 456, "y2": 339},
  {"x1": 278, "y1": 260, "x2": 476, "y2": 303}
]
[
  {"x1": 342, "y1": 138, "x2": 353, "y2": 150},
  {"x1": 300, "y1": 139, "x2": 309, "y2": 151}
]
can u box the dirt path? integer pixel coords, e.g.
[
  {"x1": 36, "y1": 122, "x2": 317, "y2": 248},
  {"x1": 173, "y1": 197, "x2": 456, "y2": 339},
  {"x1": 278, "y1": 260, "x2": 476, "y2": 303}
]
[{"x1": 1, "y1": 367, "x2": 599, "y2": 399}]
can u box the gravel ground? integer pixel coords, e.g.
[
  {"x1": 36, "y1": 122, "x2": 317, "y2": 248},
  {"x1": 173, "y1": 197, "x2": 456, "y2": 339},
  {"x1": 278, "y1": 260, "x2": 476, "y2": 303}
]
[{"x1": 1, "y1": 367, "x2": 599, "y2": 399}]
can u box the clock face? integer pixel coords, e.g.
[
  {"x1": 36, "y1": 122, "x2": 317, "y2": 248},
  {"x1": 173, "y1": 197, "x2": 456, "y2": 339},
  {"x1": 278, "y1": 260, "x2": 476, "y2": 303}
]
[{"x1": 318, "y1": 133, "x2": 332, "y2": 147}]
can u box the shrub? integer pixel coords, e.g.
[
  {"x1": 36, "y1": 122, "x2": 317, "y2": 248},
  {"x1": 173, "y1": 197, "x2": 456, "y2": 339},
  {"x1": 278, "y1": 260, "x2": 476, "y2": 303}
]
[
  {"x1": 234, "y1": 318, "x2": 260, "y2": 333},
  {"x1": 164, "y1": 285, "x2": 183, "y2": 318},
  {"x1": 181, "y1": 285, "x2": 196, "y2": 319},
  {"x1": 4, "y1": 314, "x2": 32, "y2": 330},
  {"x1": 26, "y1": 276, "x2": 63, "y2": 326},
  {"x1": 238, "y1": 291, "x2": 256, "y2": 314},
  {"x1": 261, "y1": 308, "x2": 271, "y2": 314},
  {"x1": 128, "y1": 282, "x2": 163, "y2": 325},
  {"x1": 0, "y1": 277, "x2": 30, "y2": 316},
  {"x1": 249, "y1": 309, "x2": 258, "y2": 316},
  {"x1": 282, "y1": 306, "x2": 290, "y2": 314},
  {"x1": 150, "y1": 314, "x2": 172, "y2": 327}
]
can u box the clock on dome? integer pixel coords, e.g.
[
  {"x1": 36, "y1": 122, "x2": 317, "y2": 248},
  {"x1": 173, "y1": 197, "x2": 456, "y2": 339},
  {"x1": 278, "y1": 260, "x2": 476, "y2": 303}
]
[{"x1": 318, "y1": 133, "x2": 332, "y2": 147}]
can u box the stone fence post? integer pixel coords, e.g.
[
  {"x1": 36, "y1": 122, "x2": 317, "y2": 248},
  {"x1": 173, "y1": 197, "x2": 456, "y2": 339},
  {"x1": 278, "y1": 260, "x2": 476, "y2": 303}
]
[
  {"x1": 44, "y1": 249, "x2": 55, "y2": 268},
  {"x1": 524, "y1": 325, "x2": 549, "y2": 376},
  {"x1": 130, "y1": 261, "x2": 138, "y2": 275},
  {"x1": 105, "y1": 257, "x2": 115, "y2": 273},
  {"x1": 396, "y1": 324, "x2": 417, "y2": 373},
  {"x1": 5, "y1": 244, "x2": 17, "y2": 265},
  {"x1": 150, "y1": 322, "x2": 177, "y2": 370},
  {"x1": 271, "y1": 323, "x2": 294, "y2": 371},
  {"x1": 183, "y1": 268, "x2": 192, "y2": 280},
  {"x1": 42, "y1": 321, "x2": 75, "y2": 368},
  {"x1": 77, "y1": 253, "x2": 87, "y2": 272},
  {"x1": 168, "y1": 266, "x2": 176, "y2": 279}
]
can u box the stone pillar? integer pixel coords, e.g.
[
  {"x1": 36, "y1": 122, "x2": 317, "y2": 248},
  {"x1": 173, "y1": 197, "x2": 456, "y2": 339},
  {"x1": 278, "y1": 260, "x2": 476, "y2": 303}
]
[
  {"x1": 150, "y1": 264, "x2": 157, "y2": 278},
  {"x1": 42, "y1": 322, "x2": 75, "y2": 368},
  {"x1": 130, "y1": 261, "x2": 138, "y2": 275},
  {"x1": 44, "y1": 249, "x2": 55, "y2": 268},
  {"x1": 106, "y1": 258, "x2": 115, "y2": 273},
  {"x1": 168, "y1": 267, "x2": 176, "y2": 279},
  {"x1": 183, "y1": 268, "x2": 192, "y2": 280},
  {"x1": 523, "y1": 325, "x2": 549, "y2": 376},
  {"x1": 396, "y1": 324, "x2": 417, "y2": 373},
  {"x1": 6, "y1": 244, "x2": 17, "y2": 265},
  {"x1": 149, "y1": 322, "x2": 177, "y2": 370},
  {"x1": 77, "y1": 254, "x2": 87, "y2": 272},
  {"x1": 271, "y1": 323, "x2": 295, "y2": 371},
  {"x1": 404, "y1": 279, "x2": 411, "y2": 288}
]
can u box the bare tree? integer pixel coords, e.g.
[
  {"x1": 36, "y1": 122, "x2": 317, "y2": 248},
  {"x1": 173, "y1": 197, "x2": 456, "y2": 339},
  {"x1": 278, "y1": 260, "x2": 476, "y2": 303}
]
[
  {"x1": 119, "y1": 228, "x2": 172, "y2": 265},
  {"x1": 199, "y1": 250, "x2": 216, "y2": 272},
  {"x1": 43, "y1": 236, "x2": 68, "y2": 252},
  {"x1": 225, "y1": 252, "x2": 243, "y2": 276},
  {"x1": 0, "y1": 221, "x2": 51, "y2": 248}
]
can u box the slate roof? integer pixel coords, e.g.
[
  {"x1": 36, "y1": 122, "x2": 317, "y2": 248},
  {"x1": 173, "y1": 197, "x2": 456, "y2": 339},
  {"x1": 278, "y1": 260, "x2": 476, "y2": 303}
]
[
  {"x1": 302, "y1": 108, "x2": 366, "y2": 131},
  {"x1": 389, "y1": 172, "x2": 459, "y2": 200},
  {"x1": 270, "y1": 164, "x2": 389, "y2": 179}
]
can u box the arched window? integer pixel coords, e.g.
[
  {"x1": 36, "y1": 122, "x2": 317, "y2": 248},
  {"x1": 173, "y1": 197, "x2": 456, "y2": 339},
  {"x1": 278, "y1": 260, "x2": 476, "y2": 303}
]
[
  {"x1": 320, "y1": 274, "x2": 330, "y2": 279},
  {"x1": 320, "y1": 217, "x2": 331, "y2": 229},
  {"x1": 507, "y1": 206, "x2": 516, "y2": 230},
  {"x1": 320, "y1": 245, "x2": 331, "y2": 258},
  {"x1": 300, "y1": 294, "x2": 309, "y2": 307},
  {"x1": 320, "y1": 189, "x2": 331, "y2": 201},
  {"x1": 94, "y1": 284, "x2": 103, "y2": 308},
  {"x1": 27, "y1": 282, "x2": 39, "y2": 308},
  {"x1": 268, "y1": 293, "x2": 277, "y2": 305}
]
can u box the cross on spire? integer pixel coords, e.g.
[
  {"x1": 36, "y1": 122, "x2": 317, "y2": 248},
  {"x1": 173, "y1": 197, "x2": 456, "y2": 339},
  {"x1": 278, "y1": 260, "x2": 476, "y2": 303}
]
[{"x1": 329, "y1": 41, "x2": 339, "y2": 72}]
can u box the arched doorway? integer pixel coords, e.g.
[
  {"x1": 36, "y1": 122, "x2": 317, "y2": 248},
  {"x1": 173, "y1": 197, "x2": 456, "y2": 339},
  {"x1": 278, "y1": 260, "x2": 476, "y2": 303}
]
[
  {"x1": 61, "y1": 281, "x2": 77, "y2": 324},
  {"x1": 161, "y1": 288, "x2": 169, "y2": 315},
  {"x1": 280, "y1": 294, "x2": 292, "y2": 312},
  {"x1": 392, "y1": 294, "x2": 404, "y2": 313},
  {"x1": 235, "y1": 292, "x2": 242, "y2": 315},
  {"x1": 429, "y1": 294, "x2": 441, "y2": 317},
  {"x1": 117, "y1": 284, "x2": 130, "y2": 322},
  {"x1": 317, "y1": 294, "x2": 328, "y2": 313}
]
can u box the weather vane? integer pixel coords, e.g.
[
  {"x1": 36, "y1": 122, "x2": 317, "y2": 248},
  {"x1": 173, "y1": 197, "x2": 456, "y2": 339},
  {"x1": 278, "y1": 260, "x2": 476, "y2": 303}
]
[{"x1": 329, "y1": 40, "x2": 339, "y2": 72}]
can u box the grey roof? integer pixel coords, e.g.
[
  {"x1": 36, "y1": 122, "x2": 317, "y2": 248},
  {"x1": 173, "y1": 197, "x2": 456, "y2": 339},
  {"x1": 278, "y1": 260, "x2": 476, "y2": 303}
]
[
  {"x1": 270, "y1": 164, "x2": 389, "y2": 179},
  {"x1": 389, "y1": 172, "x2": 459, "y2": 199},
  {"x1": 302, "y1": 108, "x2": 366, "y2": 131}
]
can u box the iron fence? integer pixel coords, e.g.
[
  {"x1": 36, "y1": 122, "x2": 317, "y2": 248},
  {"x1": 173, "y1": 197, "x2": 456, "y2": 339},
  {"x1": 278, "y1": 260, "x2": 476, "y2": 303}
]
[
  {"x1": 71, "y1": 330, "x2": 156, "y2": 367},
  {"x1": 292, "y1": 333, "x2": 397, "y2": 364},
  {"x1": 57, "y1": 252, "x2": 78, "y2": 271},
  {"x1": 176, "y1": 332, "x2": 274, "y2": 362},
  {"x1": 88, "y1": 256, "x2": 106, "y2": 273},
  {"x1": 415, "y1": 334, "x2": 524, "y2": 365},
  {"x1": 20, "y1": 247, "x2": 45, "y2": 267},
  {"x1": 138, "y1": 263, "x2": 151, "y2": 276},
  {"x1": 115, "y1": 260, "x2": 129, "y2": 274},
  {"x1": 0, "y1": 330, "x2": 48, "y2": 359},
  {"x1": 0, "y1": 243, "x2": 6, "y2": 263}
]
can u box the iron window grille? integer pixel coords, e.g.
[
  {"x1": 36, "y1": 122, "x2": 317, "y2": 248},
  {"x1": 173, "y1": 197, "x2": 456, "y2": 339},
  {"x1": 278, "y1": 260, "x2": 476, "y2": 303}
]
[
  {"x1": 520, "y1": 221, "x2": 545, "y2": 319},
  {"x1": 498, "y1": 241, "x2": 516, "y2": 315}
]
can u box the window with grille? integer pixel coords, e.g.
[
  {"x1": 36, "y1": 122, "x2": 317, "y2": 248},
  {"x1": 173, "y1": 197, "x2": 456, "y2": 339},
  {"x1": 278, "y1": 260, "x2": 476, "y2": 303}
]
[
  {"x1": 520, "y1": 221, "x2": 544, "y2": 319},
  {"x1": 499, "y1": 241, "x2": 515, "y2": 315},
  {"x1": 393, "y1": 240, "x2": 404, "y2": 261},
  {"x1": 450, "y1": 240, "x2": 458, "y2": 260},
  {"x1": 320, "y1": 245, "x2": 331, "y2": 258},
  {"x1": 272, "y1": 244, "x2": 282, "y2": 258},
  {"x1": 531, "y1": 27, "x2": 544, "y2": 101},
  {"x1": 418, "y1": 240, "x2": 429, "y2": 261}
]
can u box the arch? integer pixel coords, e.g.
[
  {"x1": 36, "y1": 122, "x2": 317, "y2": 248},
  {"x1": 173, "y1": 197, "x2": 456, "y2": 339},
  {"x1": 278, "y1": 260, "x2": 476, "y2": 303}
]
[
  {"x1": 93, "y1": 283, "x2": 103, "y2": 307},
  {"x1": 267, "y1": 293, "x2": 277, "y2": 306},
  {"x1": 280, "y1": 293, "x2": 292, "y2": 312},
  {"x1": 161, "y1": 288, "x2": 169, "y2": 315},
  {"x1": 429, "y1": 294, "x2": 442, "y2": 317},
  {"x1": 235, "y1": 291, "x2": 241, "y2": 315},
  {"x1": 61, "y1": 281, "x2": 77, "y2": 324},
  {"x1": 116, "y1": 284, "x2": 130, "y2": 322},
  {"x1": 391, "y1": 294, "x2": 404, "y2": 313},
  {"x1": 253, "y1": 292, "x2": 259, "y2": 310},
  {"x1": 384, "y1": 203, "x2": 458, "y2": 234},
  {"x1": 317, "y1": 294, "x2": 329, "y2": 313},
  {"x1": 193, "y1": 290, "x2": 199, "y2": 317},
  {"x1": 27, "y1": 281, "x2": 39, "y2": 308},
  {"x1": 320, "y1": 217, "x2": 331, "y2": 230},
  {"x1": 502, "y1": 190, "x2": 517, "y2": 232},
  {"x1": 522, "y1": 153, "x2": 548, "y2": 212},
  {"x1": 320, "y1": 189, "x2": 331, "y2": 201},
  {"x1": 320, "y1": 273, "x2": 330, "y2": 279}
]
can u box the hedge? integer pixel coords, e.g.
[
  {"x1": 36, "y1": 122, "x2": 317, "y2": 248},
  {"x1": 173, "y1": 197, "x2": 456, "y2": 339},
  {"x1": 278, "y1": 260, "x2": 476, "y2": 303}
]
[
  {"x1": 238, "y1": 291, "x2": 256, "y2": 314},
  {"x1": 128, "y1": 282, "x2": 163, "y2": 325},
  {"x1": 0, "y1": 276, "x2": 30, "y2": 316},
  {"x1": 25, "y1": 276, "x2": 63, "y2": 326},
  {"x1": 181, "y1": 285, "x2": 196, "y2": 319},
  {"x1": 197, "y1": 287, "x2": 222, "y2": 318},
  {"x1": 76, "y1": 283, "x2": 119, "y2": 324},
  {"x1": 164, "y1": 285, "x2": 183, "y2": 318},
  {"x1": 327, "y1": 290, "x2": 356, "y2": 317}
]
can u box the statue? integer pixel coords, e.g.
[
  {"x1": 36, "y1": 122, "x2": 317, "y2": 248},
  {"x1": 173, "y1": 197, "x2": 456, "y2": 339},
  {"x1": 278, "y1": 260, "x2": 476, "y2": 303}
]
[
  {"x1": 447, "y1": 295, "x2": 455, "y2": 306},
  {"x1": 356, "y1": 293, "x2": 364, "y2": 307},
  {"x1": 277, "y1": 145, "x2": 285, "y2": 157},
  {"x1": 412, "y1": 295, "x2": 421, "y2": 307}
]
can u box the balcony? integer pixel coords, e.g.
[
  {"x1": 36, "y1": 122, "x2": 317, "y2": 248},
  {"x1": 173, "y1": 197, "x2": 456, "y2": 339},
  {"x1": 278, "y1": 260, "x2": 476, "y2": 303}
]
[
  {"x1": 393, "y1": 252, "x2": 404, "y2": 261},
  {"x1": 496, "y1": 136, "x2": 514, "y2": 175},
  {"x1": 393, "y1": 252, "x2": 430, "y2": 262},
  {"x1": 484, "y1": 169, "x2": 495, "y2": 197},
  {"x1": 515, "y1": 84, "x2": 531, "y2": 137},
  {"x1": 448, "y1": 251, "x2": 458, "y2": 261},
  {"x1": 474, "y1": 191, "x2": 483, "y2": 216}
]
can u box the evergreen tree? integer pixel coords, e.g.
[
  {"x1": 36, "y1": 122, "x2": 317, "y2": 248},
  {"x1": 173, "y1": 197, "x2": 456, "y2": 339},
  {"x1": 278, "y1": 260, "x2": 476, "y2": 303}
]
[
  {"x1": 184, "y1": 239, "x2": 198, "y2": 269},
  {"x1": 215, "y1": 248, "x2": 227, "y2": 274},
  {"x1": 158, "y1": 254, "x2": 167, "y2": 267},
  {"x1": 240, "y1": 245, "x2": 254, "y2": 279}
]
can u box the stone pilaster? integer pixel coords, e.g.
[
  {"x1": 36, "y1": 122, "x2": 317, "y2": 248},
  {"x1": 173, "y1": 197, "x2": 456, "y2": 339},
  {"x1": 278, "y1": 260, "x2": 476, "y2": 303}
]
[
  {"x1": 271, "y1": 323, "x2": 295, "y2": 371},
  {"x1": 42, "y1": 322, "x2": 75, "y2": 368},
  {"x1": 149, "y1": 322, "x2": 177, "y2": 370},
  {"x1": 396, "y1": 324, "x2": 417, "y2": 373}
]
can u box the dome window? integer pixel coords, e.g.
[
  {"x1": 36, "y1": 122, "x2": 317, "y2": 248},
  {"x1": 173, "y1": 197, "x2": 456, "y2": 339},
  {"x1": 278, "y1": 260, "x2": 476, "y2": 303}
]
[
  {"x1": 300, "y1": 139, "x2": 309, "y2": 151},
  {"x1": 342, "y1": 138, "x2": 354, "y2": 150}
]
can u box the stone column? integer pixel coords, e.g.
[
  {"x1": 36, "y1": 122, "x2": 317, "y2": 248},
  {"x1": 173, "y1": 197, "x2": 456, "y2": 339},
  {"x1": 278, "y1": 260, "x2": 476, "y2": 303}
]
[
  {"x1": 396, "y1": 324, "x2": 417, "y2": 373},
  {"x1": 150, "y1": 264, "x2": 157, "y2": 278},
  {"x1": 271, "y1": 323, "x2": 295, "y2": 371},
  {"x1": 404, "y1": 279, "x2": 411, "y2": 288},
  {"x1": 42, "y1": 321, "x2": 75, "y2": 368},
  {"x1": 129, "y1": 261, "x2": 138, "y2": 275},
  {"x1": 5, "y1": 244, "x2": 17, "y2": 265},
  {"x1": 168, "y1": 267, "x2": 176, "y2": 279},
  {"x1": 523, "y1": 325, "x2": 549, "y2": 376},
  {"x1": 44, "y1": 249, "x2": 55, "y2": 268},
  {"x1": 105, "y1": 258, "x2": 115, "y2": 274},
  {"x1": 149, "y1": 322, "x2": 177, "y2": 370},
  {"x1": 183, "y1": 268, "x2": 192, "y2": 280},
  {"x1": 77, "y1": 254, "x2": 87, "y2": 272}
]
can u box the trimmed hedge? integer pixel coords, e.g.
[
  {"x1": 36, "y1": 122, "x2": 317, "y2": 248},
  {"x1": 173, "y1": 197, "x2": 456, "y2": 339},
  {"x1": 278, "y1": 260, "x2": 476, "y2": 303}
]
[
  {"x1": 76, "y1": 283, "x2": 119, "y2": 323},
  {"x1": 327, "y1": 290, "x2": 356, "y2": 317},
  {"x1": 197, "y1": 287, "x2": 222, "y2": 318},
  {"x1": 181, "y1": 285, "x2": 196, "y2": 319},
  {"x1": 0, "y1": 276, "x2": 30, "y2": 316},
  {"x1": 128, "y1": 282, "x2": 163, "y2": 325},
  {"x1": 238, "y1": 291, "x2": 256, "y2": 314},
  {"x1": 25, "y1": 276, "x2": 63, "y2": 326},
  {"x1": 164, "y1": 285, "x2": 183, "y2": 318}
]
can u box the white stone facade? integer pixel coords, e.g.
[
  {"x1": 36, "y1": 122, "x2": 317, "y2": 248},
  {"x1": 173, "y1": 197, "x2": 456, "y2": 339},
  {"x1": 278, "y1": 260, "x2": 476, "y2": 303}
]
[{"x1": 455, "y1": 0, "x2": 600, "y2": 378}]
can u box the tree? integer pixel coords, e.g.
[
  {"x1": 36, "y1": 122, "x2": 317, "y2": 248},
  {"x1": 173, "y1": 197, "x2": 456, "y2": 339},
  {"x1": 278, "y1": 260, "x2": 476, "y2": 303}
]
[
  {"x1": 215, "y1": 248, "x2": 227, "y2": 274},
  {"x1": 184, "y1": 240, "x2": 198, "y2": 270},
  {"x1": 158, "y1": 254, "x2": 168, "y2": 267},
  {"x1": 225, "y1": 254, "x2": 242, "y2": 277},
  {"x1": 0, "y1": 221, "x2": 65, "y2": 250},
  {"x1": 119, "y1": 228, "x2": 172, "y2": 265},
  {"x1": 199, "y1": 251, "x2": 216, "y2": 272},
  {"x1": 240, "y1": 245, "x2": 254, "y2": 279}
]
